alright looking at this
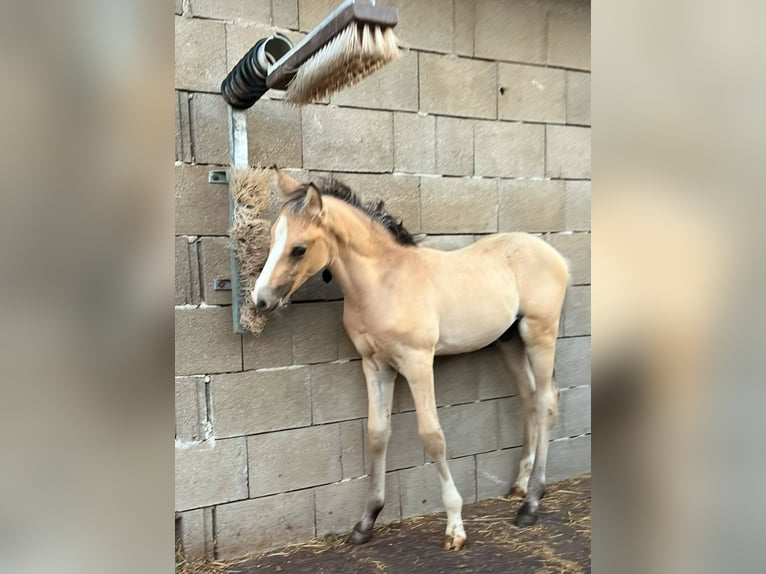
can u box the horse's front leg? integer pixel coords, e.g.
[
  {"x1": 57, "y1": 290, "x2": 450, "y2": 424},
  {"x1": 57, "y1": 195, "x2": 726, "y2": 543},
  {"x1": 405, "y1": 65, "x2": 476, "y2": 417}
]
[
  {"x1": 349, "y1": 356, "x2": 397, "y2": 545},
  {"x1": 398, "y1": 350, "x2": 467, "y2": 551}
]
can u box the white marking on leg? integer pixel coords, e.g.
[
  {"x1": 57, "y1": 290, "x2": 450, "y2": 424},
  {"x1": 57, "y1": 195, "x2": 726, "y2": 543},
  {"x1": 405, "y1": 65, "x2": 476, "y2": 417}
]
[
  {"x1": 438, "y1": 470, "x2": 466, "y2": 540},
  {"x1": 253, "y1": 215, "x2": 288, "y2": 296}
]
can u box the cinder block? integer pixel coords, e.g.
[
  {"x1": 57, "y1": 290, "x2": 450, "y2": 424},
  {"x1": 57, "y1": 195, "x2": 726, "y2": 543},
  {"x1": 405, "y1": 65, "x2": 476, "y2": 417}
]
[
  {"x1": 562, "y1": 285, "x2": 590, "y2": 336},
  {"x1": 189, "y1": 240, "x2": 202, "y2": 302},
  {"x1": 190, "y1": 92, "x2": 228, "y2": 165},
  {"x1": 498, "y1": 396, "x2": 524, "y2": 449},
  {"x1": 420, "y1": 177, "x2": 497, "y2": 234},
  {"x1": 419, "y1": 54, "x2": 496, "y2": 119},
  {"x1": 175, "y1": 376, "x2": 207, "y2": 442},
  {"x1": 175, "y1": 437, "x2": 247, "y2": 511},
  {"x1": 391, "y1": 0, "x2": 454, "y2": 53},
  {"x1": 311, "y1": 361, "x2": 367, "y2": 424},
  {"x1": 176, "y1": 238, "x2": 193, "y2": 305},
  {"x1": 175, "y1": 16, "x2": 227, "y2": 92},
  {"x1": 175, "y1": 307, "x2": 242, "y2": 376},
  {"x1": 340, "y1": 419, "x2": 365, "y2": 478},
  {"x1": 291, "y1": 272, "x2": 344, "y2": 302},
  {"x1": 211, "y1": 368, "x2": 311, "y2": 438},
  {"x1": 178, "y1": 508, "x2": 214, "y2": 559},
  {"x1": 175, "y1": 164, "x2": 229, "y2": 236},
  {"x1": 298, "y1": 0, "x2": 339, "y2": 31},
  {"x1": 332, "y1": 50, "x2": 418, "y2": 112},
  {"x1": 498, "y1": 64, "x2": 566, "y2": 123},
  {"x1": 567, "y1": 71, "x2": 590, "y2": 125},
  {"x1": 243, "y1": 301, "x2": 358, "y2": 369},
  {"x1": 498, "y1": 180, "x2": 566, "y2": 232},
  {"x1": 241, "y1": 309, "x2": 294, "y2": 369},
  {"x1": 546, "y1": 233, "x2": 590, "y2": 285},
  {"x1": 190, "y1": 0, "x2": 271, "y2": 22},
  {"x1": 363, "y1": 411, "x2": 425, "y2": 471},
  {"x1": 291, "y1": 301, "x2": 357, "y2": 364},
  {"x1": 303, "y1": 106, "x2": 393, "y2": 172},
  {"x1": 394, "y1": 112, "x2": 435, "y2": 174},
  {"x1": 438, "y1": 401, "x2": 498, "y2": 458},
  {"x1": 552, "y1": 385, "x2": 591, "y2": 439},
  {"x1": 247, "y1": 424, "x2": 345, "y2": 496},
  {"x1": 246, "y1": 99, "x2": 302, "y2": 168},
  {"x1": 418, "y1": 234, "x2": 473, "y2": 251},
  {"x1": 314, "y1": 473, "x2": 401, "y2": 537},
  {"x1": 474, "y1": 0, "x2": 546, "y2": 64},
  {"x1": 393, "y1": 375, "x2": 414, "y2": 412},
  {"x1": 547, "y1": 434, "x2": 590, "y2": 482},
  {"x1": 199, "y1": 237, "x2": 231, "y2": 305},
  {"x1": 272, "y1": 0, "x2": 299, "y2": 30},
  {"x1": 399, "y1": 456, "x2": 476, "y2": 518},
  {"x1": 555, "y1": 336, "x2": 591, "y2": 388},
  {"x1": 475, "y1": 121, "x2": 545, "y2": 177},
  {"x1": 175, "y1": 93, "x2": 183, "y2": 161},
  {"x1": 548, "y1": 2, "x2": 591, "y2": 70},
  {"x1": 475, "y1": 346, "x2": 518, "y2": 400},
  {"x1": 546, "y1": 125, "x2": 591, "y2": 179},
  {"x1": 328, "y1": 172, "x2": 421, "y2": 233},
  {"x1": 435, "y1": 117, "x2": 473, "y2": 176},
  {"x1": 434, "y1": 354, "x2": 483, "y2": 406},
  {"x1": 176, "y1": 91, "x2": 192, "y2": 162},
  {"x1": 476, "y1": 447, "x2": 522, "y2": 499},
  {"x1": 565, "y1": 180, "x2": 590, "y2": 231},
  {"x1": 215, "y1": 490, "x2": 315, "y2": 558},
  {"x1": 453, "y1": 0, "x2": 475, "y2": 56}
]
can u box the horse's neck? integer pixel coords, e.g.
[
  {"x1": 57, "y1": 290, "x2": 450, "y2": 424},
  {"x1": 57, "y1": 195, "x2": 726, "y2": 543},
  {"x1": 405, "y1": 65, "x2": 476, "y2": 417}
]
[{"x1": 324, "y1": 199, "x2": 402, "y2": 305}]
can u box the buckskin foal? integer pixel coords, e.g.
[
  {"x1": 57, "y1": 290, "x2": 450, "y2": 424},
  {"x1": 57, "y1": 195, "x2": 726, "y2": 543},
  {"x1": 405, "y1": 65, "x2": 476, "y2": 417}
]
[{"x1": 253, "y1": 170, "x2": 570, "y2": 551}]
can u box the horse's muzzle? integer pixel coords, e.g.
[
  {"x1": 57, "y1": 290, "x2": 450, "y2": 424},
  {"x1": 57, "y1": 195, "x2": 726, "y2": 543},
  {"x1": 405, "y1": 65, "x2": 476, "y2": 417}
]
[{"x1": 252, "y1": 284, "x2": 288, "y2": 312}]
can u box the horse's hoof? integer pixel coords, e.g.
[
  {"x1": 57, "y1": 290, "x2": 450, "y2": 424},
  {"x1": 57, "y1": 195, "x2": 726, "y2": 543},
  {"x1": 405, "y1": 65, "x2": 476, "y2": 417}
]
[
  {"x1": 348, "y1": 527, "x2": 373, "y2": 545},
  {"x1": 443, "y1": 534, "x2": 467, "y2": 551},
  {"x1": 509, "y1": 485, "x2": 526, "y2": 500},
  {"x1": 514, "y1": 512, "x2": 538, "y2": 527},
  {"x1": 514, "y1": 502, "x2": 539, "y2": 527}
]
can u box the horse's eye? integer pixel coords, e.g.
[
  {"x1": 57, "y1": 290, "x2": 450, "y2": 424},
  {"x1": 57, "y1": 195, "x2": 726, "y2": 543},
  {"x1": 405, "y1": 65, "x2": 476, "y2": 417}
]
[{"x1": 291, "y1": 245, "x2": 307, "y2": 258}]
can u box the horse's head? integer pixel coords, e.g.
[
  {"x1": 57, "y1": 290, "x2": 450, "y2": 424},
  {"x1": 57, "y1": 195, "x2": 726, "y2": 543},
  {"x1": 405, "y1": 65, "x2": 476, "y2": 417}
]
[{"x1": 252, "y1": 170, "x2": 331, "y2": 312}]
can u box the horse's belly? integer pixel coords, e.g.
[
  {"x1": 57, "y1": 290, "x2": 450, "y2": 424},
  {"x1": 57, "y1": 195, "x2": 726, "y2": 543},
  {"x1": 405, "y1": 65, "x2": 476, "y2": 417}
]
[{"x1": 434, "y1": 308, "x2": 517, "y2": 355}]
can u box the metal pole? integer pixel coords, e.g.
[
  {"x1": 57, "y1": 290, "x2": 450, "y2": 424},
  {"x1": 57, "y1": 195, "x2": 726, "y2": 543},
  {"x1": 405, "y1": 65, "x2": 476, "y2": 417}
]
[{"x1": 227, "y1": 106, "x2": 248, "y2": 334}]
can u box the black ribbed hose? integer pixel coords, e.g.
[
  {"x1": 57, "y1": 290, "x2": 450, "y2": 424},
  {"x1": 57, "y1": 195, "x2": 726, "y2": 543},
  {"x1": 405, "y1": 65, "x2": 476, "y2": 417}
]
[{"x1": 221, "y1": 33, "x2": 293, "y2": 109}]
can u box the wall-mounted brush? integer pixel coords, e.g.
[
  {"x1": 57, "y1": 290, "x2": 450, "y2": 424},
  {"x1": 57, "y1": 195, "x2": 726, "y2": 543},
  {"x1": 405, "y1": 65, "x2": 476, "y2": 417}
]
[{"x1": 221, "y1": 0, "x2": 399, "y2": 108}]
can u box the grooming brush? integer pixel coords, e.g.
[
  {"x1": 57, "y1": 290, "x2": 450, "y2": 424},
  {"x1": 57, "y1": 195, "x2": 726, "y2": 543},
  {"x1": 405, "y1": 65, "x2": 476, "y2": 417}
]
[
  {"x1": 267, "y1": 0, "x2": 400, "y2": 104},
  {"x1": 222, "y1": 0, "x2": 399, "y2": 108}
]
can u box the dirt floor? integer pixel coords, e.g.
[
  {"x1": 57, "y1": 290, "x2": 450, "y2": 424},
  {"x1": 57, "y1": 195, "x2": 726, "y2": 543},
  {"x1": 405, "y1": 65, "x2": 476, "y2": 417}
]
[{"x1": 178, "y1": 474, "x2": 590, "y2": 574}]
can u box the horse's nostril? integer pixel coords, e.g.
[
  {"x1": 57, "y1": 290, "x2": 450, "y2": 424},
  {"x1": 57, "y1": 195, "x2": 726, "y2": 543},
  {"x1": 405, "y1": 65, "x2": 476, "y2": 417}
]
[{"x1": 256, "y1": 298, "x2": 267, "y2": 310}]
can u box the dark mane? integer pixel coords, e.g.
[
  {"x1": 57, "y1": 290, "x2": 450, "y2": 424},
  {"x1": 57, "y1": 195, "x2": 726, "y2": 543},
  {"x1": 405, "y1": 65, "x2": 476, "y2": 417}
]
[{"x1": 285, "y1": 178, "x2": 418, "y2": 246}]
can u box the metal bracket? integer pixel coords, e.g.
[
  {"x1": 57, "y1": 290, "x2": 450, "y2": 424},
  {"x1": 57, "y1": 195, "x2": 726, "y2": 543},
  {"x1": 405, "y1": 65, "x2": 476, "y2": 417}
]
[
  {"x1": 208, "y1": 170, "x2": 229, "y2": 184},
  {"x1": 213, "y1": 278, "x2": 232, "y2": 291}
]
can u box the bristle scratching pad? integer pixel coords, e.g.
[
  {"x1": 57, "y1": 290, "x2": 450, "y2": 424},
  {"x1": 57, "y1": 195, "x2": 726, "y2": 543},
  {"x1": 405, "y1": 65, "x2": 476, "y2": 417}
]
[
  {"x1": 285, "y1": 24, "x2": 399, "y2": 105},
  {"x1": 230, "y1": 168, "x2": 273, "y2": 334}
]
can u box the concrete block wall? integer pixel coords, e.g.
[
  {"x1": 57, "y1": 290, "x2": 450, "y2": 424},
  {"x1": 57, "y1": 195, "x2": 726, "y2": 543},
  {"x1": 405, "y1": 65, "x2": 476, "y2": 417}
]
[{"x1": 175, "y1": 0, "x2": 590, "y2": 560}]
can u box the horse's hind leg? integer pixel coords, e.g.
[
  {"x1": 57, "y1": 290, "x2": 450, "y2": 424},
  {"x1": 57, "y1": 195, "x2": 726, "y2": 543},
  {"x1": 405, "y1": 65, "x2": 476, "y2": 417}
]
[
  {"x1": 515, "y1": 316, "x2": 560, "y2": 527},
  {"x1": 349, "y1": 357, "x2": 397, "y2": 545},
  {"x1": 398, "y1": 350, "x2": 467, "y2": 551},
  {"x1": 496, "y1": 333, "x2": 538, "y2": 499}
]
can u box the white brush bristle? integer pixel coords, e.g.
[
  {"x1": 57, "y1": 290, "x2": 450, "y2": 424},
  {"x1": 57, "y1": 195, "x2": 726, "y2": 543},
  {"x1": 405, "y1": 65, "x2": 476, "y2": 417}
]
[{"x1": 285, "y1": 23, "x2": 400, "y2": 104}]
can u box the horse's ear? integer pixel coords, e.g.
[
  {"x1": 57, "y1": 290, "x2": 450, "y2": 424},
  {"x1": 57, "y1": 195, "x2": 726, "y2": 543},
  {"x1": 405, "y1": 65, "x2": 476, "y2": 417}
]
[
  {"x1": 273, "y1": 167, "x2": 302, "y2": 197},
  {"x1": 303, "y1": 183, "x2": 323, "y2": 218}
]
